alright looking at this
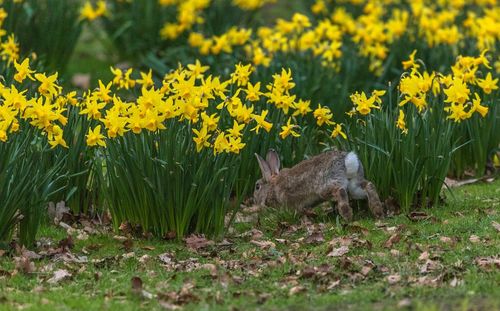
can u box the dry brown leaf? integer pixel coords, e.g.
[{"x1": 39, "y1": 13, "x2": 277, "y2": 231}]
[
  {"x1": 131, "y1": 276, "x2": 143, "y2": 295},
  {"x1": 361, "y1": 265, "x2": 373, "y2": 276},
  {"x1": 408, "y1": 211, "x2": 433, "y2": 222},
  {"x1": 14, "y1": 256, "x2": 35, "y2": 274},
  {"x1": 418, "y1": 251, "x2": 430, "y2": 261},
  {"x1": 288, "y1": 285, "x2": 306, "y2": 296},
  {"x1": 384, "y1": 233, "x2": 401, "y2": 248},
  {"x1": 53, "y1": 252, "x2": 88, "y2": 264},
  {"x1": 469, "y1": 235, "x2": 480, "y2": 243},
  {"x1": 47, "y1": 269, "x2": 71, "y2": 284},
  {"x1": 398, "y1": 298, "x2": 412, "y2": 308},
  {"x1": 419, "y1": 259, "x2": 442, "y2": 274},
  {"x1": 327, "y1": 246, "x2": 349, "y2": 257},
  {"x1": 390, "y1": 249, "x2": 401, "y2": 257},
  {"x1": 58, "y1": 235, "x2": 74, "y2": 251},
  {"x1": 158, "y1": 301, "x2": 181, "y2": 310},
  {"x1": 475, "y1": 256, "x2": 500, "y2": 271},
  {"x1": 327, "y1": 280, "x2": 341, "y2": 290},
  {"x1": 346, "y1": 224, "x2": 369, "y2": 236},
  {"x1": 305, "y1": 231, "x2": 325, "y2": 244},
  {"x1": 329, "y1": 236, "x2": 353, "y2": 247},
  {"x1": 158, "y1": 253, "x2": 174, "y2": 265},
  {"x1": 387, "y1": 274, "x2": 401, "y2": 284},
  {"x1": 492, "y1": 221, "x2": 500, "y2": 232},
  {"x1": 184, "y1": 235, "x2": 213, "y2": 251},
  {"x1": 439, "y1": 236, "x2": 454, "y2": 244},
  {"x1": 20, "y1": 248, "x2": 42, "y2": 260},
  {"x1": 250, "y1": 240, "x2": 276, "y2": 249},
  {"x1": 201, "y1": 263, "x2": 218, "y2": 278},
  {"x1": 449, "y1": 277, "x2": 462, "y2": 287}
]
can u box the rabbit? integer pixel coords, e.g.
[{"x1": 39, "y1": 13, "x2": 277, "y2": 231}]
[{"x1": 253, "y1": 149, "x2": 384, "y2": 221}]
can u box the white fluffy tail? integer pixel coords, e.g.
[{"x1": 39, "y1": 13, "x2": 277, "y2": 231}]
[{"x1": 345, "y1": 152, "x2": 360, "y2": 179}]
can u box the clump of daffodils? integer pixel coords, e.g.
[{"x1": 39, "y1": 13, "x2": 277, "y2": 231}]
[
  {"x1": 0, "y1": 57, "x2": 70, "y2": 147},
  {"x1": 2, "y1": 53, "x2": 345, "y2": 153},
  {"x1": 347, "y1": 50, "x2": 498, "y2": 135},
  {"x1": 78, "y1": 61, "x2": 344, "y2": 153}
]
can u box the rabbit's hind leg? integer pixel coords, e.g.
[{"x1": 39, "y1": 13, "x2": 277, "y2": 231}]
[
  {"x1": 360, "y1": 180, "x2": 384, "y2": 219},
  {"x1": 331, "y1": 185, "x2": 353, "y2": 222}
]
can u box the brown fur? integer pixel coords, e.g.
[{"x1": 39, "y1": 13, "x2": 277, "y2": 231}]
[{"x1": 254, "y1": 149, "x2": 384, "y2": 221}]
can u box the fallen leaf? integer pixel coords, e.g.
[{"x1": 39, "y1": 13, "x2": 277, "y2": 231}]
[
  {"x1": 361, "y1": 264, "x2": 373, "y2": 276},
  {"x1": 122, "y1": 252, "x2": 135, "y2": 259},
  {"x1": 419, "y1": 259, "x2": 442, "y2": 274},
  {"x1": 158, "y1": 253, "x2": 174, "y2": 265},
  {"x1": 164, "y1": 231, "x2": 177, "y2": 240},
  {"x1": 329, "y1": 236, "x2": 353, "y2": 247},
  {"x1": 20, "y1": 248, "x2": 42, "y2": 260},
  {"x1": 346, "y1": 224, "x2": 369, "y2": 236},
  {"x1": 469, "y1": 235, "x2": 480, "y2": 243},
  {"x1": 398, "y1": 298, "x2": 412, "y2": 308},
  {"x1": 305, "y1": 231, "x2": 325, "y2": 244},
  {"x1": 131, "y1": 276, "x2": 143, "y2": 295},
  {"x1": 256, "y1": 293, "x2": 272, "y2": 304},
  {"x1": 47, "y1": 269, "x2": 71, "y2": 284},
  {"x1": 250, "y1": 240, "x2": 276, "y2": 249},
  {"x1": 449, "y1": 277, "x2": 462, "y2": 287},
  {"x1": 288, "y1": 285, "x2": 306, "y2": 296},
  {"x1": 390, "y1": 249, "x2": 401, "y2": 257},
  {"x1": 327, "y1": 280, "x2": 340, "y2": 290},
  {"x1": 384, "y1": 233, "x2": 401, "y2": 248},
  {"x1": 122, "y1": 239, "x2": 134, "y2": 252},
  {"x1": 184, "y1": 235, "x2": 213, "y2": 250},
  {"x1": 14, "y1": 256, "x2": 35, "y2": 274},
  {"x1": 408, "y1": 211, "x2": 432, "y2": 222},
  {"x1": 475, "y1": 256, "x2": 500, "y2": 271},
  {"x1": 53, "y1": 252, "x2": 88, "y2": 264},
  {"x1": 492, "y1": 221, "x2": 500, "y2": 232},
  {"x1": 251, "y1": 229, "x2": 264, "y2": 240},
  {"x1": 58, "y1": 235, "x2": 74, "y2": 251},
  {"x1": 139, "y1": 255, "x2": 151, "y2": 264},
  {"x1": 158, "y1": 301, "x2": 181, "y2": 310},
  {"x1": 439, "y1": 236, "x2": 454, "y2": 244},
  {"x1": 201, "y1": 263, "x2": 218, "y2": 278},
  {"x1": 387, "y1": 274, "x2": 401, "y2": 284},
  {"x1": 327, "y1": 246, "x2": 349, "y2": 257},
  {"x1": 418, "y1": 251, "x2": 430, "y2": 261}
]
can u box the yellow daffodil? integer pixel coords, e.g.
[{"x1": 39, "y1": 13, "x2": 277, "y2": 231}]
[
  {"x1": 331, "y1": 123, "x2": 347, "y2": 139},
  {"x1": 86, "y1": 125, "x2": 106, "y2": 147},
  {"x1": 251, "y1": 109, "x2": 272, "y2": 133},
  {"x1": 476, "y1": 73, "x2": 498, "y2": 95},
  {"x1": 13, "y1": 58, "x2": 36, "y2": 83},
  {"x1": 396, "y1": 110, "x2": 408, "y2": 134},
  {"x1": 279, "y1": 118, "x2": 300, "y2": 139},
  {"x1": 313, "y1": 104, "x2": 334, "y2": 126}
]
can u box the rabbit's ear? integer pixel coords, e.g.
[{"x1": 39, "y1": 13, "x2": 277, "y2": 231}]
[
  {"x1": 255, "y1": 153, "x2": 272, "y2": 182},
  {"x1": 266, "y1": 149, "x2": 280, "y2": 176}
]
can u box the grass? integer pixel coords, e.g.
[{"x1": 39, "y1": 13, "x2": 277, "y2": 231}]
[{"x1": 1, "y1": 179, "x2": 499, "y2": 311}]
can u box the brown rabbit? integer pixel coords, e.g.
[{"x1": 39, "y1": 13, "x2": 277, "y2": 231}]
[{"x1": 253, "y1": 149, "x2": 384, "y2": 221}]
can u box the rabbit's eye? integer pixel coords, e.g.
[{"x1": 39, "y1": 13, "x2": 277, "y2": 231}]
[{"x1": 255, "y1": 183, "x2": 261, "y2": 190}]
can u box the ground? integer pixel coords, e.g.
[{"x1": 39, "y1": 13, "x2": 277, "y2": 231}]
[{"x1": 0, "y1": 180, "x2": 499, "y2": 311}]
